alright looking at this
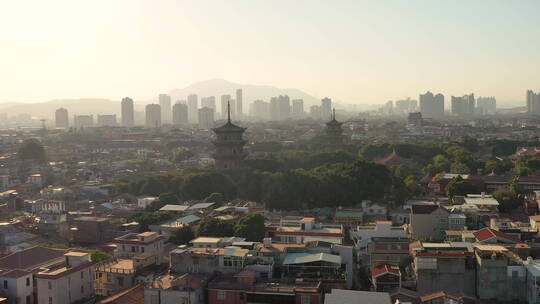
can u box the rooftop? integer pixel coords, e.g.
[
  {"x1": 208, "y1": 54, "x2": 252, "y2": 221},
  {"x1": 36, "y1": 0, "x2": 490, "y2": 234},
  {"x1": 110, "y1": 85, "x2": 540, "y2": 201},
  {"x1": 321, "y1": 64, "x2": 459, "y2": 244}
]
[
  {"x1": 0, "y1": 246, "x2": 68, "y2": 271},
  {"x1": 325, "y1": 289, "x2": 392, "y2": 304}
]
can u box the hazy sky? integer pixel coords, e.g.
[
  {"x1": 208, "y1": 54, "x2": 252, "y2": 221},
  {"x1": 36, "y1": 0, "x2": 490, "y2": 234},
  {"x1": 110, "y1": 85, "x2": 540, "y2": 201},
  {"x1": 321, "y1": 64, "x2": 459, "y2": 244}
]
[{"x1": 1, "y1": 0, "x2": 539, "y2": 105}]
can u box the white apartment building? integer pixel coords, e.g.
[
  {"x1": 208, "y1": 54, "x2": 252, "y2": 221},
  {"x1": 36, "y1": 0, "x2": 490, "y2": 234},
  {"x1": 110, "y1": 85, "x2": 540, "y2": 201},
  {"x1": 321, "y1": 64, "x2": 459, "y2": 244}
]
[
  {"x1": 36, "y1": 251, "x2": 94, "y2": 304},
  {"x1": 350, "y1": 221, "x2": 408, "y2": 251}
]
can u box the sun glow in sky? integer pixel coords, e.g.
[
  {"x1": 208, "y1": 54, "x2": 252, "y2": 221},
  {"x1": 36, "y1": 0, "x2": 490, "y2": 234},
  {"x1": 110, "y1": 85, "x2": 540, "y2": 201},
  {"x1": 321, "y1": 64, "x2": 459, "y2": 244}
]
[{"x1": 1, "y1": 0, "x2": 539, "y2": 105}]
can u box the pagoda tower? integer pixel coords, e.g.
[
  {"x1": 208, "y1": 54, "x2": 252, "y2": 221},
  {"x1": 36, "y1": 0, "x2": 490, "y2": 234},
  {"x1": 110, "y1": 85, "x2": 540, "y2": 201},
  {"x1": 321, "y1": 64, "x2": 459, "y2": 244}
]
[
  {"x1": 325, "y1": 108, "x2": 344, "y2": 144},
  {"x1": 212, "y1": 102, "x2": 247, "y2": 171}
]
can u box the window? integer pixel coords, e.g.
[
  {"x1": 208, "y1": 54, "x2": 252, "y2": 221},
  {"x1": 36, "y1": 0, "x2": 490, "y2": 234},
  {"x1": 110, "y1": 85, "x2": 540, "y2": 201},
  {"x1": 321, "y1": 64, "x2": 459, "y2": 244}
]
[
  {"x1": 26, "y1": 295, "x2": 31, "y2": 304},
  {"x1": 141, "y1": 247, "x2": 145, "y2": 253},
  {"x1": 48, "y1": 297, "x2": 53, "y2": 304},
  {"x1": 26, "y1": 277, "x2": 30, "y2": 286},
  {"x1": 81, "y1": 271, "x2": 84, "y2": 279},
  {"x1": 217, "y1": 291, "x2": 226, "y2": 300},
  {"x1": 118, "y1": 277, "x2": 124, "y2": 287},
  {"x1": 301, "y1": 295, "x2": 311, "y2": 304},
  {"x1": 3, "y1": 280, "x2": 6, "y2": 289},
  {"x1": 48, "y1": 282, "x2": 52, "y2": 290},
  {"x1": 131, "y1": 246, "x2": 136, "y2": 252},
  {"x1": 81, "y1": 285, "x2": 84, "y2": 293}
]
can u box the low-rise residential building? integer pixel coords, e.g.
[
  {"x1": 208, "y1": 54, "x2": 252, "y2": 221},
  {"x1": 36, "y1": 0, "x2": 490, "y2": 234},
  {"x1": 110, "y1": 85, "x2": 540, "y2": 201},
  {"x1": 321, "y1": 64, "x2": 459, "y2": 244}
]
[
  {"x1": 371, "y1": 264, "x2": 401, "y2": 292},
  {"x1": 525, "y1": 259, "x2": 540, "y2": 304},
  {"x1": 351, "y1": 221, "x2": 407, "y2": 252},
  {"x1": 474, "y1": 244, "x2": 525, "y2": 302},
  {"x1": 113, "y1": 232, "x2": 164, "y2": 265},
  {"x1": 0, "y1": 246, "x2": 69, "y2": 304},
  {"x1": 170, "y1": 246, "x2": 249, "y2": 275},
  {"x1": 36, "y1": 251, "x2": 95, "y2": 304},
  {"x1": 411, "y1": 242, "x2": 475, "y2": 297},
  {"x1": 367, "y1": 237, "x2": 410, "y2": 266},
  {"x1": 410, "y1": 204, "x2": 449, "y2": 241},
  {"x1": 273, "y1": 218, "x2": 344, "y2": 244},
  {"x1": 333, "y1": 209, "x2": 363, "y2": 227},
  {"x1": 144, "y1": 273, "x2": 205, "y2": 304},
  {"x1": 207, "y1": 271, "x2": 323, "y2": 304}
]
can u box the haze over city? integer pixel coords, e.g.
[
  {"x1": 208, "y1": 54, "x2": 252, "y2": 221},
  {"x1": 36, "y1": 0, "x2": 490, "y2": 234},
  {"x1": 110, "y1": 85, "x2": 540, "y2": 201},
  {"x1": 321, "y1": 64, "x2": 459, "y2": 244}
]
[{"x1": 2, "y1": 0, "x2": 540, "y2": 106}]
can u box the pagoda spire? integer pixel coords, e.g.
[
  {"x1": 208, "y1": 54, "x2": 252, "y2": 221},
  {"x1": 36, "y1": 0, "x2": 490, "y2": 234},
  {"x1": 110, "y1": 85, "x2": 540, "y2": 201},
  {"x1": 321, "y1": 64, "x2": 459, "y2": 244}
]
[{"x1": 227, "y1": 100, "x2": 231, "y2": 123}]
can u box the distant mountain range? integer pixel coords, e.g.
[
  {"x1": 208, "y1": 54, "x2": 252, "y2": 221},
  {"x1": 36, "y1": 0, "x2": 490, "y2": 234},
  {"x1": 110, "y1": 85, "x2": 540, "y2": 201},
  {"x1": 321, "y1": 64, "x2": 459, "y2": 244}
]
[{"x1": 0, "y1": 79, "x2": 322, "y2": 119}]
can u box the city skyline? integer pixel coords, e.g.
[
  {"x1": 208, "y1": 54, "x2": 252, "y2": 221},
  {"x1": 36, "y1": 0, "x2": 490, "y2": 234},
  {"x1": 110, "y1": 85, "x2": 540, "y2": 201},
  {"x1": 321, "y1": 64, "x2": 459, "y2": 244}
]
[{"x1": 2, "y1": 0, "x2": 540, "y2": 105}]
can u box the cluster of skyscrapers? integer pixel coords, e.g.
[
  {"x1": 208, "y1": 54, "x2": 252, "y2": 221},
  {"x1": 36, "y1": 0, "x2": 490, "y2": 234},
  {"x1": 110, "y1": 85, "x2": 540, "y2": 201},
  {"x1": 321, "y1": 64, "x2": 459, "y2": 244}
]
[{"x1": 419, "y1": 91, "x2": 497, "y2": 118}]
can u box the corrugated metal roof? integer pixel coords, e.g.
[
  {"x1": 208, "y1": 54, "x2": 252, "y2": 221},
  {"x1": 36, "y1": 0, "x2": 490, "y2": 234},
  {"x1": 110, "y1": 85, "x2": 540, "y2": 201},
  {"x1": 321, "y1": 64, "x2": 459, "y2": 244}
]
[
  {"x1": 283, "y1": 252, "x2": 341, "y2": 265},
  {"x1": 160, "y1": 204, "x2": 189, "y2": 212},
  {"x1": 176, "y1": 215, "x2": 200, "y2": 224},
  {"x1": 188, "y1": 202, "x2": 215, "y2": 210}
]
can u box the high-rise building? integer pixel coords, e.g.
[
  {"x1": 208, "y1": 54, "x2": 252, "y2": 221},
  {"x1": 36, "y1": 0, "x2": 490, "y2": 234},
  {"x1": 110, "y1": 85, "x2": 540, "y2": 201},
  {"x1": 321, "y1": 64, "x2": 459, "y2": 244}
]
[
  {"x1": 220, "y1": 95, "x2": 231, "y2": 119},
  {"x1": 97, "y1": 114, "x2": 117, "y2": 127},
  {"x1": 451, "y1": 93, "x2": 475, "y2": 116},
  {"x1": 419, "y1": 91, "x2": 445, "y2": 118},
  {"x1": 269, "y1": 97, "x2": 279, "y2": 121},
  {"x1": 310, "y1": 105, "x2": 321, "y2": 120},
  {"x1": 198, "y1": 107, "x2": 215, "y2": 130},
  {"x1": 527, "y1": 90, "x2": 540, "y2": 114},
  {"x1": 321, "y1": 97, "x2": 332, "y2": 121},
  {"x1": 229, "y1": 99, "x2": 236, "y2": 120},
  {"x1": 477, "y1": 97, "x2": 496, "y2": 115},
  {"x1": 278, "y1": 95, "x2": 291, "y2": 120},
  {"x1": 73, "y1": 115, "x2": 93, "y2": 130},
  {"x1": 201, "y1": 96, "x2": 216, "y2": 112},
  {"x1": 187, "y1": 94, "x2": 198, "y2": 124},
  {"x1": 252, "y1": 100, "x2": 269, "y2": 120},
  {"x1": 292, "y1": 99, "x2": 304, "y2": 117},
  {"x1": 172, "y1": 103, "x2": 188, "y2": 125},
  {"x1": 55, "y1": 108, "x2": 69, "y2": 129},
  {"x1": 394, "y1": 98, "x2": 417, "y2": 115},
  {"x1": 145, "y1": 104, "x2": 161, "y2": 127},
  {"x1": 158, "y1": 94, "x2": 172, "y2": 123},
  {"x1": 236, "y1": 89, "x2": 243, "y2": 118},
  {"x1": 121, "y1": 97, "x2": 134, "y2": 127}
]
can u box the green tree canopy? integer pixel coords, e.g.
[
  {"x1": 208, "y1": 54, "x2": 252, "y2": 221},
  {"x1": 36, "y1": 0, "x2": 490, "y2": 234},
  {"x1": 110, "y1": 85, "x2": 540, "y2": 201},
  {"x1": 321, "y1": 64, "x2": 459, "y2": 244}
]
[
  {"x1": 169, "y1": 226, "x2": 195, "y2": 245},
  {"x1": 446, "y1": 176, "x2": 478, "y2": 200},
  {"x1": 205, "y1": 192, "x2": 225, "y2": 204},
  {"x1": 197, "y1": 219, "x2": 234, "y2": 237},
  {"x1": 493, "y1": 189, "x2": 522, "y2": 213},
  {"x1": 18, "y1": 138, "x2": 46, "y2": 163},
  {"x1": 234, "y1": 213, "x2": 266, "y2": 242}
]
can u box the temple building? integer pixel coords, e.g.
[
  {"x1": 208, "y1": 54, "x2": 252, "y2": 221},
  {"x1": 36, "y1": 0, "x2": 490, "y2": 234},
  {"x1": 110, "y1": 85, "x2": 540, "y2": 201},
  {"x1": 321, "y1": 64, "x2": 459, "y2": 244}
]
[
  {"x1": 325, "y1": 109, "x2": 344, "y2": 144},
  {"x1": 211, "y1": 102, "x2": 247, "y2": 171}
]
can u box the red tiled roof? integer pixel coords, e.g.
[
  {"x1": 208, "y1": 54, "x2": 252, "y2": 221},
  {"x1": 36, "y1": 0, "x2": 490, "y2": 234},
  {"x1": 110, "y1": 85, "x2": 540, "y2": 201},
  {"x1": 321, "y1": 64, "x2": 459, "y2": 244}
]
[
  {"x1": 473, "y1": 228, "x2": 523, "y2": 244},
  {"x1": 372, "y1": 264, "x2": 400, "y2": 277}
]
